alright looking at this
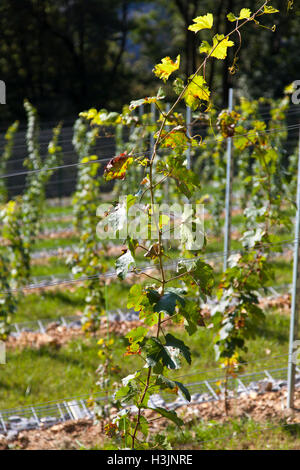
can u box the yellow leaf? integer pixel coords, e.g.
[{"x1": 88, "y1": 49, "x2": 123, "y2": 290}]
[
  {"x1": 264, "y1": 5, "x2": 279, "y2": 14},
  {"x1": 153, "y1": 55, "x2": 180, "y2": 82},
  {"x1": 239, "y1": 8, "x2": 251, "y2": 19},
  {"x1": 188, "y1": 13, "x2": 213, "y2": 33},
  {"x1": 200, "y1": 34, "x2": 234, "y2": 60},
  {"x1": 183, "y1": 75, "x2": 210, "y2": 109}
]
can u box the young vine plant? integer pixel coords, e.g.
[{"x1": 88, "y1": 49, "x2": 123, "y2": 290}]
[{"x1": 81, "y1": 1, "x2": 280, "y2": 450}]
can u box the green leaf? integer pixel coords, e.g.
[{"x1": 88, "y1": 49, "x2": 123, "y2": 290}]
[
  {"x1": 179, "y1": 300, "x2": 200, "y2": 336},
  {"x1": 145, "y1": 337, "x2": 181, "y2": 369},
  {"x1": 125, "y1": 326, "x2": 148, "y2": 344},
  {"x1": 139, "y1": 415, "x2": 149, "y2": 438},
  {"x1": 127, "y1": 284, "x2": 144, "y2": 311},
  {"x1": 175, "y1": 381, "x2": 191, "y2": 402},
  {"x1": 114, "y1": 384, "x2": 131, "y2": 400},
  {"x1": 145, "y1": 337, "x2": 163, "y2": 367},
  {"x1": 151, "y1": 407, "x2": 183, "y2": 427},
  {"x1": 177, "y1": 259, "x2": 214, "y2": 299},
  {"x1": 116, "y1": 250, "x2": 135, "y2": 280},
  {"x1": 173, "y1": 77, "x2": 185, "y2": 96},
  {"x1": 165, "y1": 333, "x2": 191, "y2": 365},
  {"x1": 154, "y1": 290, "x2": 185, "y2": 315},
  {"x1": 156, "y1": 375, "x2": 191, "y2": 402}
]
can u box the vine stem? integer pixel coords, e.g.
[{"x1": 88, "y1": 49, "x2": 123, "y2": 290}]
[{"x1": 131, "y1": 366, "x2": 152, "y2": 449}]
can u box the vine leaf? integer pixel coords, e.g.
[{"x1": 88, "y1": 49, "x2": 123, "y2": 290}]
[
  {"x1": 165, "y1": 333, "x2": 191, "y2": 365},
  {"x1": 104, "y1": 152, "x2": 134, "y2": 181},
  {"x1": 154, "y1": 288, "x2": 185, "y2": 315},
  {"x1": 145, "y1": 336, "x2": 183, "y2": 369},
  {"x1": 264, "y1": 5, "x2": 279, "y2": 14},
  {"x1": 98, "y1": 200, "x2": 127, "y2": 239},
  {"x1": 179, "y1": 300, "x2": 202, "y2": 336},
  {"x1": 156, "y1": 375, "x2": 191, "y2": 402},
  {"x1": 227, "y1": 8, "x2": 252, "y2": 22},
  {"x1": 153, "y1": 55, "x2": 180, "y2": 82},
  {"x1": 188, "y1": 13, "x2": 213, "y2": 32},
  {"x1": 122, "y1": 371, "x2": 140, "y2": 387},
  {"x1": 160, "y1": 127, "x2": 188, "y2": 150},
  {"x1": 184, "y1": 75, "x2": 210, "y2": 109},
  {"x1": 129, "y1": 92, "x2": 165, "y2": 111},
  {"x1": 150, "y1": 407, "x2": 183, "y2": 427},
  {"x1": 200, "y1": 34, "x2": 234, "y2": 60},
  {"x1": 126, "y1": 326, "x2": 148, "y2": 344},
  {"x1": 116, "y1": 250, "x2": 135, "y2": 280},
  {"x1": 177, "y1": 259, "x2": 214, "y2": 300}
]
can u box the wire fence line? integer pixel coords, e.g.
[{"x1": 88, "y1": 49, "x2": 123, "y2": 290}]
[
  {"x1": 0, "y1": 237, "x2": 297, "y2": 295},
  {"x1": 1, "y1": 104, "x2": 299, "y2": 152},
  {"x1": 0, "y1": 360, "x2": 299, "y2": 441},
  {"x1": 1, "y1": 123, "x2": 299, "y2": 181}
]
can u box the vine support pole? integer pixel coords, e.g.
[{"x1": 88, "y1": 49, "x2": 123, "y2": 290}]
[
  {"x1": 287, "y1": 125, "x2": 300, "y2": 409},
  {"x1": 139, "y1": 104, "x2": 144, "y2": 181},
  {"x1": 186, "y1": 105, "x2": 192, "y2": 170},
  {"x1": 165, "y1": 103, "x2": 170, "y2": 203},
  {"x1": 150, "y1": 102, "x2": 156, "y2": 154},
  {"x1": 223, "y1": 88, "x2": 233, "y2": 272}
]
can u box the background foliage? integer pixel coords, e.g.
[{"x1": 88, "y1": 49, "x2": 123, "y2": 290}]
[{"x1": 0, "y1": 0, "x2": 298, "y2": 122}]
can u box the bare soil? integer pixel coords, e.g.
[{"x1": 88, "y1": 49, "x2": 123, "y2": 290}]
[{"x1": 1, "y1": 389, "x2": 299, "y2": 450}]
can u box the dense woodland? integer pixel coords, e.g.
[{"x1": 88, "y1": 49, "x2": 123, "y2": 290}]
[{"x1": 0, "y1": 0, "x2": 298, "y2": 123}]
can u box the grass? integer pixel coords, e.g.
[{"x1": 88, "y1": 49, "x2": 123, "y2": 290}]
[
  {"x1": 14, "y1": 282, "x2": 131, "y2": 324},
  {"x1": 164, "y1": 418, "x2": 300, "y2": 450},
  {"x1": 1, "y1": 309, "x2": 290, "y2": 410},
  {"x1": 0, "y1": 196, "x2": 298, "y2": 450},
  {"x1": 81, "y1": 419, "x2": 300, "y2": 450},
  {"x1": 1, "y1": 335, "x2": 136, "y2": 409}
]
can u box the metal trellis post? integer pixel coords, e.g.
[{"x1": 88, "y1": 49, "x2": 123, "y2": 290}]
[
  {"x1": 165, "y1": 103, "x2": 170, "y2": 203},
  {"x1": 223, "y1": 88, "x2": 234, "y2": 272},
  {"x1": 287, "y1": 126, "x2": 300, "y2": 409},
  {"x1": 186, "y1": 105, "x2": 192, "y2": 170},
  {"x1": 150, "y1": 102, "x2": 156, "y2": 155}
]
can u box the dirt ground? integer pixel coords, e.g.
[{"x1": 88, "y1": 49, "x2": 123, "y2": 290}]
[
  {"x1": 7, "y1": 318, "x2": 143, "y2": 350},
  {"x1": 1, "y1": 388, "x2": 299, "y2": 450},
  {"x1": 7, "y1": 293, "x2": 291, "y2": 351}
]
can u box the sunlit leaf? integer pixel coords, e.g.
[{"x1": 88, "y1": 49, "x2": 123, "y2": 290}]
[
  {"x1": 183, "y1": 75, "x2": 210, "y2": 109},
  {"x1": 104, "y1": 152, "x2": 133, "y2": 181},
  {"x1": 153, "y1": 55, "x2": 180, "y2": 82},
  {"x1": 239, "y1": 8, "x2": 252, "y2": 19},
  {"x1": 188, "y1": 13, "x2": 213, "y2": 33},
  {"x1": 264, "y1": 5, "x2": 279, "y2": 14},
  {"x1": 200, "y1": 34, "x2": 234, "y2": 60}
]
